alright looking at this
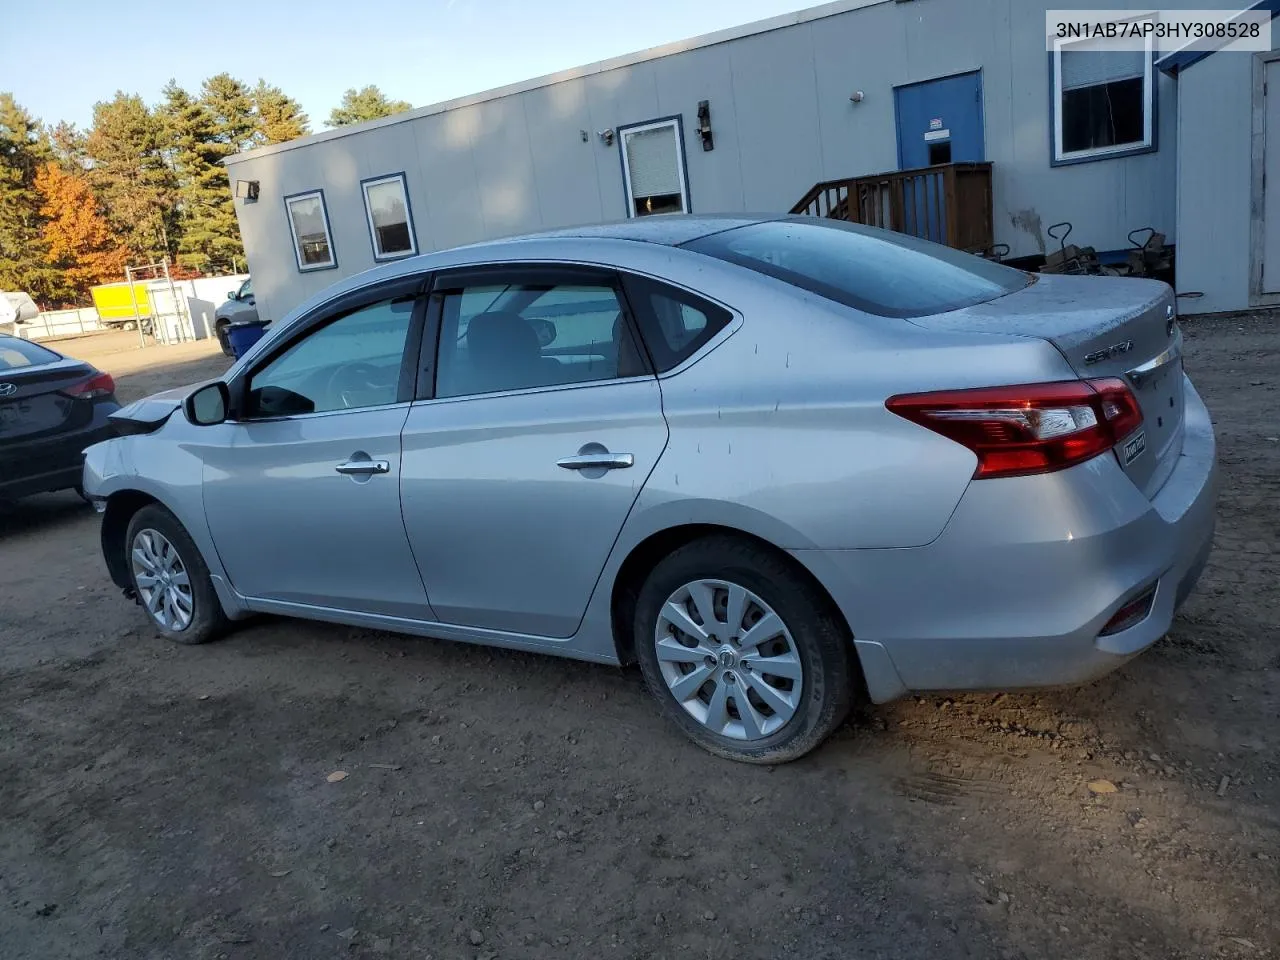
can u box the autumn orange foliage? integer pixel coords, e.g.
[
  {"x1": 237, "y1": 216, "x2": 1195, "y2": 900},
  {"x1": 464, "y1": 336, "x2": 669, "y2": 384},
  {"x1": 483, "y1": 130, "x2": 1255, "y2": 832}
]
[{"x1": 34, "y1": 162, "x2": 129, "y2": 291}]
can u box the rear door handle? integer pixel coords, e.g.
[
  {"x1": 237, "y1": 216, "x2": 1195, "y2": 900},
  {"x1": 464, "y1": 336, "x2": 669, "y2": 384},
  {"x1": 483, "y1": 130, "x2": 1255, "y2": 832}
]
[
  {"x1": 556, "y1": 452, "x2": 634, "y2": 470},
  {"x1": 335, "y1": 459, "x2": 390, "y2": 475}
]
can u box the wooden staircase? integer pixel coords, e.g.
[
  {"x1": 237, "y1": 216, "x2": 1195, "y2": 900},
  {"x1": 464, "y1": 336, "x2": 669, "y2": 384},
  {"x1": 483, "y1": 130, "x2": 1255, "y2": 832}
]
[{"x1": 790, "y1": 162, "x2": 994, "y2": 254}]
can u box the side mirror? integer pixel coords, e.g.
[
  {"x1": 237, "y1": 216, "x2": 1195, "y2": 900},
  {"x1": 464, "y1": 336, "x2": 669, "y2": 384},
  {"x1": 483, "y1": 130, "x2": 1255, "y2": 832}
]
[
  {"x1": 186, "y1": 382, "x2": 230, "y2": 426},
  {"x1": 227, "y1": 290, "x2": 238, "y2": 301}
]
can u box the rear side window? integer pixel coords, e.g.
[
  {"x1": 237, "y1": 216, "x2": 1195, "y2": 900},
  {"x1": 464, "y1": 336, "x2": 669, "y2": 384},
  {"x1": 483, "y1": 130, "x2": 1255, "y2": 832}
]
[
  {"x1": 0, "y1": 337, "x2": 60, "y2": 370},
  {"x1": 682, "y1": 219, "x2": 1030, "y2": 319},
  {"x1": 622, "y1": 277, "x2": 731, "y2": 372}
]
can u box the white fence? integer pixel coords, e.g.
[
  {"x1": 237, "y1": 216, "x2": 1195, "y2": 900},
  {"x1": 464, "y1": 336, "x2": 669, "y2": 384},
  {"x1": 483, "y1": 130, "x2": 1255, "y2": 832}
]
[
  {"x1": 14, "y1": 274, "x2": 249, "y2": 344},
  {"x1": 15, "y1": 307, "x2": 105, "y2": 340}
]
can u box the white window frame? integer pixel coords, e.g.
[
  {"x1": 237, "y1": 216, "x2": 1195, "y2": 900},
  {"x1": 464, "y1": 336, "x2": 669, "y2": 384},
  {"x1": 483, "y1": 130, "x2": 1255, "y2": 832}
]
[
  {"x1": 1051, "y1": 19, "x2": 1156, "y2": 165},
  {"x1": 360, "y1": 172, "x2": 418, "y2": 261},
  {"x1": 283, "y1": 189, "x2": 337, "y2": 272},
  {"x1": 618, "y1": 117, "x2": 691, "y2": 218}
]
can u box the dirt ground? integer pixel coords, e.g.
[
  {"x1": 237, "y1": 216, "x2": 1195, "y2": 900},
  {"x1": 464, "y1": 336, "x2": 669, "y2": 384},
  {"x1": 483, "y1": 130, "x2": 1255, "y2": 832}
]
[{"x1": 0, "y1": 324, "x2": 1276, "y2": 960}]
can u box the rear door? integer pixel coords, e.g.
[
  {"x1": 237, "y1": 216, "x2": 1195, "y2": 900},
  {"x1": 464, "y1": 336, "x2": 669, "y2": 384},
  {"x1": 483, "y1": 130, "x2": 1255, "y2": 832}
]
[{"x1": 399, "y1": 265, "x2": 668, "y2": 638}]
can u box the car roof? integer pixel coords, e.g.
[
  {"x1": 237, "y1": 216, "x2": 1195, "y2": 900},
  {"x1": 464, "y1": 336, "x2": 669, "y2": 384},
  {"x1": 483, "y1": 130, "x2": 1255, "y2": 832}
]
[{"x1": 500, "y1": 214, "x2": 776, "y2": 247}]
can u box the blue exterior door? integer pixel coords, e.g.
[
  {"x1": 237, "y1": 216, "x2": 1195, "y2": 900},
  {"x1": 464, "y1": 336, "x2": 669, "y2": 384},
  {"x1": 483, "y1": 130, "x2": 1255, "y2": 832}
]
[{"x1": 894, "y1": 71, "x2": 985, "y2": 170}]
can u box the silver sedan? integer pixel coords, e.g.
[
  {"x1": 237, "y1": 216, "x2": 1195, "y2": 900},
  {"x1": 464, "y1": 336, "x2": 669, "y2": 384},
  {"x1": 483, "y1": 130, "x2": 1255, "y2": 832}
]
[{"x1": 83, "y1": 216, "x2": 1216, "y2": 763}]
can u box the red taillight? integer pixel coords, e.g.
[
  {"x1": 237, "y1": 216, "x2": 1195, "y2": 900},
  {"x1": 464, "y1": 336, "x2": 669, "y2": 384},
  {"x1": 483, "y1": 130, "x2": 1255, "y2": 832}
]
[
  {"x1": 886, "y1": 377, "x2": 1143, "y2": 479},
  {"x1": 65, "y1": 372, "x2": 116, "y2": 400}
]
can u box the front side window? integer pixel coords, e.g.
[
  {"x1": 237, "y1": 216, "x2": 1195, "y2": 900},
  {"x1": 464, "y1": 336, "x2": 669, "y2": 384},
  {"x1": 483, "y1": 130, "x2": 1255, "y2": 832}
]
[
  {"x1": 284, "y1": 190, "x2": 336, "y2": 271},
  {"x1": 238, "y1": 278, "x2": 253, "y2": 300},
  {"x1": 245, "y1": 298, "x2": 414, "y2": 417},
  {"x1": 619, "y1": 119, "x2": 689, "y2": 217},
  {"x1": 683, "y1": 218, "x2": 1029, "y2": 319},
  {"x1": 362, "y1": 173, "x2": 417, "y2": 260},
  {"x1": 1053, "y1": 30, "x2": 1154, "y2": 163},
  {"x1": 435, "y1": 280, "x2": 642, "y2": 399}
]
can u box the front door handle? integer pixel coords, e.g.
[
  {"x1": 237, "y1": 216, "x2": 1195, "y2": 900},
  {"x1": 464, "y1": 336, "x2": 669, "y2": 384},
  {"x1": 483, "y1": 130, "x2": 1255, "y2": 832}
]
[
  {"x1": 335, "y1": 459, "x2": 390, "y2": 476},
  {"x1": 556, "y1": 452, "x2": 634, "y2": 470}
]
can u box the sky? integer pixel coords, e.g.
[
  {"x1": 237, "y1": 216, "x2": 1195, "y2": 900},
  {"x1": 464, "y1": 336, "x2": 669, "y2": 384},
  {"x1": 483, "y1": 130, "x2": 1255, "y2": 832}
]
[{"x1": 1, "y1": 0, "x2": 811, "y2": 131}]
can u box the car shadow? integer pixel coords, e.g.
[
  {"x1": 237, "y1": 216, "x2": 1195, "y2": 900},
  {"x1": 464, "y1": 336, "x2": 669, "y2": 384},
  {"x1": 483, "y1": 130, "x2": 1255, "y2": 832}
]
[{"x1": 0, "y1": 490, "x2": 93, "y2": 539}]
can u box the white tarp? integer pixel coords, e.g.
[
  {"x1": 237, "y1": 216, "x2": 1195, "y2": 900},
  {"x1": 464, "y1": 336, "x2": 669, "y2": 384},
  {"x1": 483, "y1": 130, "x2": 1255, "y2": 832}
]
[{"x1": 1, "y1": 292, "x2": 39, "y2": 325}]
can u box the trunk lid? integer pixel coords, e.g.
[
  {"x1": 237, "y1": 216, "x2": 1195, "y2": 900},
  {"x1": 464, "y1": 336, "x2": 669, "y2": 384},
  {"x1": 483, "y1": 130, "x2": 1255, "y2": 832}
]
[
  {"x1": 908, "y1": 275, "x2": 1183, "y2": 498},
  {"x1": 0, "y1": 357, "x2": 100, "y2": 443}
]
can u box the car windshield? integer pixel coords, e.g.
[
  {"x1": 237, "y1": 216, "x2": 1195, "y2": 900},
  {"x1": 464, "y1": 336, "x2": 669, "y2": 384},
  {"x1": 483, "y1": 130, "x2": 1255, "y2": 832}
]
[
  {"x1": 682, "y1": 218, "x2": 1031, "y2": 318},
  {"x1": 0, "y1": 336, "x2": 60, "y2": 370}
]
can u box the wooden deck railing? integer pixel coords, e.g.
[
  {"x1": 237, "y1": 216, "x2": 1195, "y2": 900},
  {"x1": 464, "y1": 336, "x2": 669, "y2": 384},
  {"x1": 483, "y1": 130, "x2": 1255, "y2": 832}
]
[{"x1": 790, "y1": 162, "x2": 994, "y2": 253}]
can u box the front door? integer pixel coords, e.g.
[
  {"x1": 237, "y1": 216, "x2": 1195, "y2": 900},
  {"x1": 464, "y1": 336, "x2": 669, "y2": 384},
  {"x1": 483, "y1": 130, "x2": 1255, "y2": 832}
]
[
  {"x1": 399, "y1": 266, "x2": 668, "y2": 638},
  {"x1": 203, "y1": 286, "x2": 433, "y2": 619},
  {"x1": 1264, "y1": 59, "x2": 1280, "y2": 294},
  {"x1": 894, "y1": 71, "x2": 985, "y2": 170}
]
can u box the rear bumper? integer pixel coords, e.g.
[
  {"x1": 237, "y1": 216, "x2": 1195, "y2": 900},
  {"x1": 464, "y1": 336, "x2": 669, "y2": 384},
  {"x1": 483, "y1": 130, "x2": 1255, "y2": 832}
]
[
  {"x1": 793, "y1": 375, "x2": 1217, "y2": 703},
  {"x1": 0, "y1": 408, "x2": 119, "y2": 498}
]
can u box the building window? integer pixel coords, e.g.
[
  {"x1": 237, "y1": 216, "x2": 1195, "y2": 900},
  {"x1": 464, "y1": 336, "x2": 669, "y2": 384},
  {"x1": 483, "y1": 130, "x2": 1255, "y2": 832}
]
[
  {"x1": 1052, "y1": 29, "x2": 1155, "y2": 164},
  {"x1": 284, "y1": 190, "x2": 337, "y2": 271},
  {"x1": 619, "y1": 118, "x2": 690, "y2": 217},
  {"x1": 361, "y1": 173, "x2": 417, "y2": 260}
]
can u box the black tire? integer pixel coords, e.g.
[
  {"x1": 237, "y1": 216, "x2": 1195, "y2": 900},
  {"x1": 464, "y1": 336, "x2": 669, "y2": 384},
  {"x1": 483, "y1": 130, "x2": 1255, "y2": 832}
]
[
  {"x1": 215, "y1": 320, "x2": 234, "y2": 357},
  {"x1": 634, "y1": 535, "x2": 858, "y2": 764},
  {"x1": 124, "y1": 504, "x2": 228, "y2": 645}
]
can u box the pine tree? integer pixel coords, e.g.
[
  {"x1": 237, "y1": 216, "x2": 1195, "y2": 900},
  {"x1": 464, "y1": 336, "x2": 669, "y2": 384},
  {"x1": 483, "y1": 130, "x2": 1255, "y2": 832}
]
[
  {"x1": 160, "y1": 81, "x2": 243, "y2": 273},
  {"x1": 0, "y1": 93, "x2": 58, "y2": 301},
  {"x1": 253, "y1": 81, "x2": 310, "y2": 144},
  {"x1": 46, "y1": 120, "x2": 88, "y2": 170},
  {"x1": 85, "y1": 92, "x2": 176, "y2": 263},
  {"x1": 34, "y1": 162, "x2": 128, "y2": 297},
  {"x1": 327, "y1": 86, "x2": 412, "y2": 127},
  {"x1": 201, "y1": 73, "x2": 258, "y2": 153}
]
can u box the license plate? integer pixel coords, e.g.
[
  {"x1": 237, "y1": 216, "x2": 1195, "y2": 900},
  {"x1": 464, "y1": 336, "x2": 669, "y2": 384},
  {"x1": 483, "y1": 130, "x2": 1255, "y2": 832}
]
[{"x1": 1123, "y1": 431, "x2": 1147, "y2": 465}]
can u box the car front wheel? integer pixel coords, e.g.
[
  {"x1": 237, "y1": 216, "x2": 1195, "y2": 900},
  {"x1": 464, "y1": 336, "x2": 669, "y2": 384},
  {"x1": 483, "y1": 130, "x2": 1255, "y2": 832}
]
[
  {"x1": 125, "y1": 504, "x2": 227, "y2": 644},
  {"x1": 634, "y1": 536, "x2": 858, "y2": 763}
]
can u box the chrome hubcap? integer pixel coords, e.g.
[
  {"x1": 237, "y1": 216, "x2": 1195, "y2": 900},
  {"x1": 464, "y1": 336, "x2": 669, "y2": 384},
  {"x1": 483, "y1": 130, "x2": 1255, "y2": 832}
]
[
  {"x1": 131, "y1": 529, "x2": 193, "y2": 631},
  {"x1": 654, "y1": 579, "x2": 803, "y2": 740}
]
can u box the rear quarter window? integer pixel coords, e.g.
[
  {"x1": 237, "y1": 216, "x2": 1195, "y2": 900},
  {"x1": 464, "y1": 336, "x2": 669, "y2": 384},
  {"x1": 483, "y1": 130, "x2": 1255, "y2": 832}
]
[
  {"x1": 621, "y1": 276, "x2": 731, "y2": 373},
  {"x1": 682, "y1": 218, "x2": 1030, "y2": 319},
  {"x1": 0, "y1": 337, "x2": 60, "y2": 370}
]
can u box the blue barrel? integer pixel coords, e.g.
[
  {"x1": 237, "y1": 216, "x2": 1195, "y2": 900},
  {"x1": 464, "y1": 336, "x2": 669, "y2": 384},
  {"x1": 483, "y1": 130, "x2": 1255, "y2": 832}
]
[{"x1": 227, "y1": 320, "x2": 269, "y2": 359}]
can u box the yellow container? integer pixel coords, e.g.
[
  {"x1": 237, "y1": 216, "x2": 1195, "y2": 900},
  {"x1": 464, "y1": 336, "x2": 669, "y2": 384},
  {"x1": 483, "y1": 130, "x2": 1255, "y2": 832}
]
[{"x1": 90, "y1": 282, "x2": 153, "y2": 321}]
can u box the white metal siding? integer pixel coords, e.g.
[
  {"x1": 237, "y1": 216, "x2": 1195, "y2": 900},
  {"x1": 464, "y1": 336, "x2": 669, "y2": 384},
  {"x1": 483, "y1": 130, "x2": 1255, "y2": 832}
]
[
  {"x1": 1174, "y1": 33, "x2": 1280, "y2": 313},
  {"x1": 227, "y1": 0, "x2": 1214, "y2": 322},
  {"x1": 1264, "y1": 59, "x2": 1280, "y2": 294}
]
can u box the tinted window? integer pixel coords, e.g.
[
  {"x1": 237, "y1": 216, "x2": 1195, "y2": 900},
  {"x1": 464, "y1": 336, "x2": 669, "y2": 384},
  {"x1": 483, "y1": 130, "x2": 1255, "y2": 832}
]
[
  {"x1": 0, "y1": 337, "x2": 60, "y2": 370},
  {"x1": 246, "y1": 299, "x2": 413, "y2": 417},
  {"x1": 1062, "y1": 78, "x2": 1144, "y2": 153},
  {"x1": 683, "y1": 219, "x2": 1029, "y2": 319},
  {"x1": 436, "y1": 281, "x2": 640, "y2": 399},
  {"x1": 622, "y1": 277, "x2": 731, "y2": 373}
]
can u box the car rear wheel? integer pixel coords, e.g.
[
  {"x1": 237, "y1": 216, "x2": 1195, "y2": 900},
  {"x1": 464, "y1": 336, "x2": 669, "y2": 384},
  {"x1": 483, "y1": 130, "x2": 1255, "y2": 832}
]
[
  {"x1": 634, "y1": 536, "x2": 857, "y2": 763},
  {"x1": 215, "y1": 320, "x2": 234, "y2": 357},
  {"x1": 125, "y1": 504, "x2": 227, "y2": 644}
]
